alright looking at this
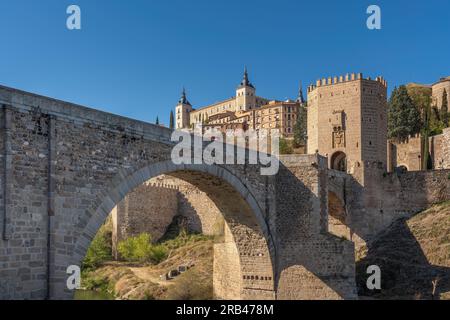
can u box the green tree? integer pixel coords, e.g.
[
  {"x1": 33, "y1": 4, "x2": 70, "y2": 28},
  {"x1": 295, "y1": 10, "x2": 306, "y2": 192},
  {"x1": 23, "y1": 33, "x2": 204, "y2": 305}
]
[
  {"x1": 388, "y1": 86, "x2": 421, "y2": 141},
  {"x1": 169, "y1": 111, "x2": 175, "y2": 129},
  {"x1": 421, "y1": 96, "x2": 434, "y2": 170},
  {"x1": 422, "y1": 99, "x2": 430, "y2": 170},
  {"x1": 293, "y1": 103, "x2": 307, "y2": 148},
  {"x1": 82, "y1": 220, "x2": 112, "y2": 270},
  {"x1": 429, "y1": 106, "x2": 445, "y2": 135},
  {"x1": 441, "y1": 89, "x2": 449, "y2": 127},
  {"x1": 279, "y1": 138, "x2": 293, "y2": 154},
  {"x1": 156, "y1": 116, "x2": 160, "y2": 125}
]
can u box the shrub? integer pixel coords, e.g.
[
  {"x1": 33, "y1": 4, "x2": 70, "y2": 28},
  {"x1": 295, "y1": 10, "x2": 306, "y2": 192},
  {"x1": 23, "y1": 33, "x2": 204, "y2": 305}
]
[
  {"x1": 279, "y1": 138, "x2": 293, "y2": 155},
  {"x1": 82, "y1": 219, "x2": 112, "y2": 270},
  {"x1": 83, "y1": 275, "x2": 110, "y2": 292},
  {"x1": 118, "y1": 233, "x2": 168, "y2": 263},
  {"x1": 150, "y1": 244, "x2": 169, "y2": 264},
  {"x1": 162, "y1": 229, "x2": 211, "y2": 251}
]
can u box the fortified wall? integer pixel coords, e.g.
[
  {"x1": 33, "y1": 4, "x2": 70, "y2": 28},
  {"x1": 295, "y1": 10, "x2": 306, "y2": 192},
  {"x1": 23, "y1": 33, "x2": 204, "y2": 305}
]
[
  {"x1": 430, "y1": 128, "x2": 450, "y2": 170},
  {"x1": 387, "y1": 128, "x2": 450, "y2": 172},
  {"x1": 328, "y1": 166, "x2": 450, "y2": 247}
]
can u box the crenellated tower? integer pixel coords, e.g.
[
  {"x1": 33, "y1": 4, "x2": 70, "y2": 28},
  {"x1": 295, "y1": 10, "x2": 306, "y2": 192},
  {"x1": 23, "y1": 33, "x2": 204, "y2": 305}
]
[{"x1": 307, "y1": 73, "x2": 388, "y2": 183}]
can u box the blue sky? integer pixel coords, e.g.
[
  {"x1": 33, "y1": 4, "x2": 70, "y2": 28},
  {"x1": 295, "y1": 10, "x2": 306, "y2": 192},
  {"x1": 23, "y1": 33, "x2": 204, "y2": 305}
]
[{"x1": 0, "y1": 0, "x2": 449, "y2": 125}]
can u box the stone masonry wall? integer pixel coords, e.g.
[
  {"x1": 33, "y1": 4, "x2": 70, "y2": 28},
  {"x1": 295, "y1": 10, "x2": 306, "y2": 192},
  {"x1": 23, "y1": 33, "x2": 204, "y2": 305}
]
[
  {"x1": 275, "y1": 155, "x2": 357, "y2": 300},
  {"x1": 112, "y1": 182, "x2": 178, "y2": 251},
  {"x1": 213, "y1": 224, "x2": 241, "y2": 300},
  {"x1": 431, "y1": 128, "x2": 450, "y2": 170},
  {"x1": 345, "y1": 166, "x2": 450, "y2": 248},
  {"x1": 388, "y1": 134, "x2": 423, "y2": 171},
  {"x1": 0, "y1": 106, "x2": 50, "y2": 299},
  {"x1": 388, "y1": 128, "x2": 450, "y2": 172}
]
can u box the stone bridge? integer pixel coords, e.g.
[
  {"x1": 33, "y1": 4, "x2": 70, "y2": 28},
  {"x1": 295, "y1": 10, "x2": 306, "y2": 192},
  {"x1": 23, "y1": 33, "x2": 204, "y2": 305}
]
[{"x1": 0, "y1": 85, "x2": 357, "y2": 300}]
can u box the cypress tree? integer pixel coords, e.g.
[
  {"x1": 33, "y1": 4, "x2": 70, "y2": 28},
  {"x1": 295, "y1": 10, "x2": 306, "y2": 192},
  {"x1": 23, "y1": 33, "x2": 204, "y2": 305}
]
[
  {"x1": 156, "y1": 116, "x2": 159, "y2": 125},
  {"x1": 421, "y1": 95, "x2": 434, "y2": 170},
  {"x1": 293, "y1": 103, "x2": 307, "y2": 148},
  {"x1": 441, "y1": 89, "x2": 449, "y2": 127},
  {"x1": 388, "y1": 86, "x2": 421, "y2": 141},
  {"x1": 169, "y1": 111, "x2": 174, "y2": 129}
]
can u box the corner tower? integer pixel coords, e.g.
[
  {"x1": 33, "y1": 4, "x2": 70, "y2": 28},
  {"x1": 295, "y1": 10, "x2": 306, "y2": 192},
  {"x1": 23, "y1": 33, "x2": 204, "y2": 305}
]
[
  {"x1": 175, "y1": 88, "x2": 192, "y2": 129},
  {"x1": 236, "y1": 67, "x2": 256, "y2": 112}
]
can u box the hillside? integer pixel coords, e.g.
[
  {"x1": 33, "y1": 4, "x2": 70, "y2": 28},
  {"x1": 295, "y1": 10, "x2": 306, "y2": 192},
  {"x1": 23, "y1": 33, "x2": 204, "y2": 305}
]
[
  {"x1": 76, "y1": 237, "x2": 214, "y2": 300},
  {"x1": 356, "y1": 201, "x2": 450, "y2": 300},
  {"x1": 406, "y1": 83, "x2": 432, "y2": 97}
]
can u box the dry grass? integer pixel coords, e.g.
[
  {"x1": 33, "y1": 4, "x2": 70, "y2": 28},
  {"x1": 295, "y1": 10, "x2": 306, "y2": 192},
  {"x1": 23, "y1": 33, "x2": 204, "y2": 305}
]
[{"x1": 81, "y1": 238, "x2": 214, "y2": 300}]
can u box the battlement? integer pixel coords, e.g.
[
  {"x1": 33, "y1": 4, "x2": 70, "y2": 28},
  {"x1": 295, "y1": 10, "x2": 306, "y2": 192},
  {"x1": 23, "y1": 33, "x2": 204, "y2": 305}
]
[
  {"x1": 307, "y1": 73, "x2": 387, "y2": 93},
  {"x1": 391, "y1": 133, "x2": 422, "y2": 145}
]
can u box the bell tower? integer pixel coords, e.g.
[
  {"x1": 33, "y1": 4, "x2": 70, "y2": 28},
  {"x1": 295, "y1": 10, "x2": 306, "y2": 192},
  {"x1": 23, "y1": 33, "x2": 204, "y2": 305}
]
[
  {"x1": 236, "y1": 67, "x2": 256, "y2": 112},
  {"x1": 175, "y1": 88, "x2": 192, "y2": 129}
]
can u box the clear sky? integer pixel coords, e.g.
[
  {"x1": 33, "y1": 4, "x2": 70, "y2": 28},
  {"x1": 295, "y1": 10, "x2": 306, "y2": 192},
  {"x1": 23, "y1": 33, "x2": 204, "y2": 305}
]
[{"x1": 0, "y1": 0, "x2": 449, "y2": 125}]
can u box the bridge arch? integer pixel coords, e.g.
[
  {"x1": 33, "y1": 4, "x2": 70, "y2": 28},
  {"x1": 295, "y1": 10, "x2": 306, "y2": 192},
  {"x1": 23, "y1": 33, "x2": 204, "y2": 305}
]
[{"x1": 67, "y1": 160, "x2": 276, "y2": 300}]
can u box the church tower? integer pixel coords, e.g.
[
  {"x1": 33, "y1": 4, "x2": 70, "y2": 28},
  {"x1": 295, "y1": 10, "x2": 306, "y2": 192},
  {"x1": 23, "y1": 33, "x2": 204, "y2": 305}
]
[
  {"x1": 175, "y1": 88, "x2": 192, "y2": 129},
  {"x1": 236, "y1": 67, "x2": 256, "y2": 112},
  {"x1": 296, "y1": 81, "x2": 305, "y2": 106}
]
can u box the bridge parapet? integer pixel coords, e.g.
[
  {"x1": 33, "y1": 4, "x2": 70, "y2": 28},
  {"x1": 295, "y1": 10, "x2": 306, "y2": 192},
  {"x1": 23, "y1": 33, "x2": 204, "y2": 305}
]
[{"x1": 0, "y1": 85, "x2": 173, "y2": 143}]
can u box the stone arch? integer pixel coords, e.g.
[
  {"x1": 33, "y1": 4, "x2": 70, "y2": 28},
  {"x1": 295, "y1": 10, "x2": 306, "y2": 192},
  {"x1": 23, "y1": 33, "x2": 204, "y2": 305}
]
[
  {"x1": 330, "y1": 151, "x2": 347, "y2": 172},
  {"x1": 67, "y1": 160, "x2": 275, "y2": 300}
]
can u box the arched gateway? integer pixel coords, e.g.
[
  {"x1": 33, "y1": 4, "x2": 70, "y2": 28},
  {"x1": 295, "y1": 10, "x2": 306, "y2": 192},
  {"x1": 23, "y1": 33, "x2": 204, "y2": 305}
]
[
  {"x1": 0, "y1": 86, "x2": 357, "y2": 300},
  {"x1": 70, "y1": 162, "x2": 276, "y2": 300}
]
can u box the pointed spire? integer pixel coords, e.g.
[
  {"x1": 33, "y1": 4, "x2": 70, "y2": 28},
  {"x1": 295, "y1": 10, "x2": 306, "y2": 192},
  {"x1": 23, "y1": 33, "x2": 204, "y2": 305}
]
[
  {"x1": 296, "y1": 81, "x2": 305, "y2": 104},
  {"x1": 243, "y1": 67, "x2": 249, "y2": 85},
  {"x1": 239, "y1": 66, "x2": 254, "y2": 88},
  {"x1": 178, "y1": 87, "x2": 191, "y2": 105}
]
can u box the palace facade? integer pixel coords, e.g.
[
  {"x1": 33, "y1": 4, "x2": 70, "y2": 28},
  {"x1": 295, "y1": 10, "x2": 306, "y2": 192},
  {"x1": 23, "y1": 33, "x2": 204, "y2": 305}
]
[{"x1": 175, "y1": 68, "x2": 304, "y2": 137}]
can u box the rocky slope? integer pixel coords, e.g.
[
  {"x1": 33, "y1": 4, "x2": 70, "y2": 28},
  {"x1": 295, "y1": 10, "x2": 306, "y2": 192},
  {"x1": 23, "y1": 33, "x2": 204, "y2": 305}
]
[{"x1": 356, "y1": 201, "x2": 450, "y2": 300}]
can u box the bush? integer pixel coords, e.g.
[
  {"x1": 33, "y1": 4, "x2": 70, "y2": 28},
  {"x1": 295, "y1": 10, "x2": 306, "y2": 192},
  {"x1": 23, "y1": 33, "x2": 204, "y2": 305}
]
[
  {"x1": 162, "y1": 229, "x2": 211, "y2": 251},
  {"x1": 82, "y1": 220, "x2": 112, "y2": 270},
  {"x1": 118, "y1": 233, "x2": 168, "y2": 263},
  {"x1": 279, "y1": 138, "x2": 293, "y2": 155},
  {"x1": 148, "y1": 244, "x2": 169, "y2": 264}
]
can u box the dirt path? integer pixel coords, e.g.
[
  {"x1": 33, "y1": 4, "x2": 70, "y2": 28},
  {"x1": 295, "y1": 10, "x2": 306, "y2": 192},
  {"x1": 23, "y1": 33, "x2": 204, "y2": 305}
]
[{"x1": 129, "y1": 266, "x2": 174, "y2": 286}]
